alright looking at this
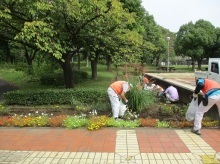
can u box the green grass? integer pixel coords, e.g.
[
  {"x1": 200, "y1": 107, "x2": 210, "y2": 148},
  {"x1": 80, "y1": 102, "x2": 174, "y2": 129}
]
[
  {"x1": 0, "y1": 68, "x2": 62, "y2": 90},
  {"x1": 0, "y1": 63, "x2": 205, "y2": 90},
  {"x1": 0, "y1": 69, "x2": 25, "y2": 85}
]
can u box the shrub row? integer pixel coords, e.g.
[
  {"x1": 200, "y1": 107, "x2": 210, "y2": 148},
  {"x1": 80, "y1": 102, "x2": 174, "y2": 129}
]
[{"x1": 3, "y1": 88, "x2": 107, "y2": 106}]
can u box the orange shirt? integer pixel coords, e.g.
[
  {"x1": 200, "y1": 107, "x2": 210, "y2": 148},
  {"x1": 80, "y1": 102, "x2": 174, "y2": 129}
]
[
  {"x1": 110, "y1": 81, "x2": 127, "y2": 95},
  {"x1": 143, "y1": 77, "x2": 149, "y2": 83},
  {"x1": 202, "y1": 79, "x2": 220, "y2": 94},
  {"x1": 142, "y1": 77, "x2": 149, "y2": 87}
]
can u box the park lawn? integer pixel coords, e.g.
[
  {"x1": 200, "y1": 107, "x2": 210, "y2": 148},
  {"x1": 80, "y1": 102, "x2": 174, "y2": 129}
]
[{"x1": 0, "y1": 63, "x2": 205, "y2": 90}]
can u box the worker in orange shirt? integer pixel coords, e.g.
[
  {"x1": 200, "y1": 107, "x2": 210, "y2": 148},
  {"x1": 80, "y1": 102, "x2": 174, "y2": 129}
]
[
  {"x1": 153, "y1": 84, "x2": 164, "y2": 96},
  {"x1": 192, "y1": 78, "x2": 220, "y2": 135},
  {"x1": 141, "y1": 74, "x2": 149, "y2": 89},
  {"x1": 107, "y1": 81, "x2": 131, "y2": 119}
]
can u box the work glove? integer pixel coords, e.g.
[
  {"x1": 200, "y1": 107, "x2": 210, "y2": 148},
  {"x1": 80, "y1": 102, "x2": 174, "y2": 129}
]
[
  {"x1": 193, "y1": 93, "x2": 198, "y2": 98},
  {"x1": 122, "y1": 99, "x2": 128, "y2": 105}
]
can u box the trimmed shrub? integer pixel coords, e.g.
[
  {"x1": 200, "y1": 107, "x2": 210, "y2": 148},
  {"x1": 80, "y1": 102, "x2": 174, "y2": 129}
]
[{"x1": 3, "y1": 88, "x2": 107, "y2": 106}]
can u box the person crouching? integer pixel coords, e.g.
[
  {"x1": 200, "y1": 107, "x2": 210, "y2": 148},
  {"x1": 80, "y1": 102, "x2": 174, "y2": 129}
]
[{"x1": 107, "y1": 81, "x2": 131, "y2": 120}]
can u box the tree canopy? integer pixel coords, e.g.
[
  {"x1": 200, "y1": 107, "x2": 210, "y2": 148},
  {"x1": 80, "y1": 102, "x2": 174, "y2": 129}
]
[{"x1": 175, "y1": 19, "x2": 217, "y2": 69}]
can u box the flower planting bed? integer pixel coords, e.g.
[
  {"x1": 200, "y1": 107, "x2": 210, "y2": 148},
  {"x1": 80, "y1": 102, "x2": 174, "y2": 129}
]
[{"x1": 0, "y1": 101, "x2": 218, "y2": 130}]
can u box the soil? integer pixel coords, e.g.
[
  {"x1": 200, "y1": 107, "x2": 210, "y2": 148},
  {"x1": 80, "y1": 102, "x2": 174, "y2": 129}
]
[
  {"x1": 138, "y1": 100, "x2": 187, "y2": 122},
  {"x1": 5, "y1": 99, "x2": 187, "y2": 123}
]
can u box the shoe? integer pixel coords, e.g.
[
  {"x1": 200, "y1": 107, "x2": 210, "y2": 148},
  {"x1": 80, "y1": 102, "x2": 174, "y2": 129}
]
[
  {"x1": 191, "y1": 129, "x2": 201, "y2": 135},
  {"x1": 118, "y1": 116, "x2": 123, "y2": 119},
  {"x1": 166, "y1": 100, "x2": 171, "y2": 104}
]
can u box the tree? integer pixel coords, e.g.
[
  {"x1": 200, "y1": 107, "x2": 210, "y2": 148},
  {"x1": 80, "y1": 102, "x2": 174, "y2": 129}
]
[
  {"x1": 211, "y1": 28, "x2": 220, "y2": 57},
  {"x1": 0, "y1": 0, "x2": 41, "y2": 72},
  {"x1": 11, "y1": 0, "x2": 145, "y2": 88},
  {"x1": 120, "y1": 0, "x2": 164, "y2": 68},
  {"x1": 175, "y1": 19, "x2": 216, "y2": 70}
]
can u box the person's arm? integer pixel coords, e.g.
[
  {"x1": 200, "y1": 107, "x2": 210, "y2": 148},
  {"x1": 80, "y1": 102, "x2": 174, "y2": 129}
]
[
  {"x1": 121, "y1": 83, "x2": 129, "y2": 103},
  {"x1": 194, "y1": 80, "x2": 204, "y2": 94},
  {"x1": 193, "y1": 79, "x2": 204, "y2": 98},
  {"x1": 120, "y1": 92, "x2": 127, "y2": 103}
]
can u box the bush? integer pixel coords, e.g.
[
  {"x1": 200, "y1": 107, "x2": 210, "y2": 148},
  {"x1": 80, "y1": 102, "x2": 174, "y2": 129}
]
[
  {"x1": 40, "y1": 71, "x2": 64, "y2": 86},
  {"x1": 0, "y1": 104, "x2": 9, "y2": 115},
  {"x1": 3, "y1": 88, "x2": 107, "y2": 106}
]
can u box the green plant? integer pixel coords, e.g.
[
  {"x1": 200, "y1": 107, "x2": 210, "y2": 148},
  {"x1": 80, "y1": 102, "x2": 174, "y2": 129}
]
[
  {"x1": 202, "y1": 117, "x2": 219, "y2": 127},
  {"x1": 106, "y1": 117, "x2": 140, "y2": 128},
  {"x1": 3, "y1": 88, "x2": 107, "y2": 106},
  {"x1": 157, "y1": 121, "x2": 170, "y2": 128},
  {"x1": 127, "y1": 87, "x2": 156, "y2": 112},
  {"x1": 0, "y1": 104, "x2": 9, "y2": 115},
  {"x1": 70, "y1": 97, "x2": 88, "y2": 112},
  {"x1": 174, "y1": 104, "x2": 188, "y2": 117},
  {"x1": 159, "y1": 104, "x2": 173, "y2": 116},
  {"x1": 123, "y1": 109, "x2": 138, "y2": 120},
  {"x1": 62, "y1": 115, "x2": 88, "y2": 129}
]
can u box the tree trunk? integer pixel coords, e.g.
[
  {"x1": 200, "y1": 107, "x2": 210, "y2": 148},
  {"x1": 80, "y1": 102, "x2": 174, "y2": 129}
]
[
  {"x1": 62, "y1": 59, "x2": 74, "y2": 88},
  {"x1": 155, "y1": 56, "x2": 160, "y2": 66},
  {"x1": 86, "y1": 52, "x2": 89, "y2": 68},
  {"x1": 106, "y1": 54, "x2": 111, "y2": 71},
  {"x1": 191, "y1": 59, "x2": 195, "y2": 71},
  {"x1": 197, "y1": 59, "x2": 202, "y2": 70},
  {"x1": 77, "y1": 49, "x2": 80, "y2": 70},
  {"x1": 5, "y1": 41, "x2": 13, "y2": 63},
  {"x1": 24, "y1": 47, "x2": 37, "y2": 75},
  {"x1": 91, "y1": 54, "x2": 99, "y2": 80}
]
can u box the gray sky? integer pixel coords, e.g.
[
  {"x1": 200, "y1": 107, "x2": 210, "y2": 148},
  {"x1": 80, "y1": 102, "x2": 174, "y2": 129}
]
[{"x1": 141, "y1": 0, "x2": 220, "y2": 32}]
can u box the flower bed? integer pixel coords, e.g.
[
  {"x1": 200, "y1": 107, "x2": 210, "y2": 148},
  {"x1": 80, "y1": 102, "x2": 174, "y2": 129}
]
[{"x1": 0, "y1": 103, "x2": 219, "y2": 130}]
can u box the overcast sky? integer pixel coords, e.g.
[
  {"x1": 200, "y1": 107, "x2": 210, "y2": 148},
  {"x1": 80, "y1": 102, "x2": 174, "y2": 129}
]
[{"x1": 141, "y1": 0, "x2": 220, "y2": 32}]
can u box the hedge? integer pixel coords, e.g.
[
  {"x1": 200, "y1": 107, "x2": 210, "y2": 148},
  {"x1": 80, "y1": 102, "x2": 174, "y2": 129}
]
[{"x1": 3, "y1": 88, "x2": 107, "y2": 106}]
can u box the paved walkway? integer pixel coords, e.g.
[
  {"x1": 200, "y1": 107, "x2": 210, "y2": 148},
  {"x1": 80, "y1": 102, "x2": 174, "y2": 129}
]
[{"x1": 0, "y1": 127, "x2": 220, "y2": 164}]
